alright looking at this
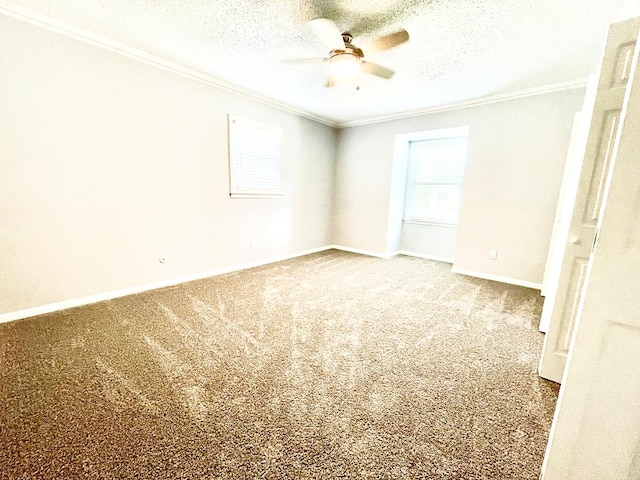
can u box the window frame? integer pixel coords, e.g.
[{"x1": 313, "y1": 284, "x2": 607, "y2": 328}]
[
  {"x1": 402, "y1": 126, "x2": 469, "y2": 227},
  {"x1": 228, "y1": 114, "x2": 284, "y2": 199}
]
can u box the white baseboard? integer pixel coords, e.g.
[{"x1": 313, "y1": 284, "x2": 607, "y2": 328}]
[
  {"x1": 451, "y1": 268, "x2": 542, "y2": 290},
  {"x1": 396, "y1": 250, "x2": 454, "y2": 264},
  {"x1": 330, "y1": 245, "x2": 395, "y2": 259},
  {"x1": 0, "y1": 245, "x2": 333, "y2": 324}
]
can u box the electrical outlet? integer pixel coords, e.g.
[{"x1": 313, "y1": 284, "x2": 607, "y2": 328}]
[
  {"x1": 250, "y1": 239, "x2": 256, "y2": 248},
  {"x1": 489, "y1": 250, "x2": 498, "y2": 260}
]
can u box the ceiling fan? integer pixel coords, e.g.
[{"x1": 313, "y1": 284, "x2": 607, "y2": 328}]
[{"x1": 288, "y1": 18, "x2": 410, "y2": 87}]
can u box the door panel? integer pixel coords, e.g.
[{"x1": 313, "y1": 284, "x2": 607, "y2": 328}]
[
  {"x1": 556, "y1": 258, "x2": 588, "y2": 355},
  {"x1": 582, "y1": 110, "x2": 619, "y2": 224},
  {"x1": 612, "y1": 42, "x2": 636, "y2": 86},
  {"x1": 538, "y1": 17, "x2": 640, "y2": 383}
]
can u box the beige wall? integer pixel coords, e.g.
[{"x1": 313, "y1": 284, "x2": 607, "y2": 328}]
[
  {"x1": 333, "y1": 89, "x2": 585, "y2": 285},
  {"x1": 400, "y1": 224, "x2": 457, "y2": 261},
  {"x1": 333, "y1": 123, "x2": 397, "y2": 254},
  {"x1": 0, "y1": 15, "x2": 336, "y2": 315}
]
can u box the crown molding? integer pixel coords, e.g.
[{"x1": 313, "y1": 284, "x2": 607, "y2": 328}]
[
  {"x1": 0, "y1": 1, "x2": 340, "y2": 128},
  {"x1": 337, "y1": 78, "x2": 589, "y2": 128}
]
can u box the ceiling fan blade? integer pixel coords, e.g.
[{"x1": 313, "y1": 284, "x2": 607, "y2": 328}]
[
  {"x1": 282, "y1": 58, "x2": 328, "y2": 64},
  {"x1": 307, "y1": 18, "x2": 345, "y2": 51},
  {"x1": 361, "y1": 61, "x2": 395, "y2": 79},
  {"x1": 364, "y1": 29, "x2": 409, "y2": 55}
]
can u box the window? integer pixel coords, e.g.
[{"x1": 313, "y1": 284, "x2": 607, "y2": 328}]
[
  {"x1": 228, "y1": 115, "x2": 283, "y2": 198},
  {"x1": 404, "y1": 131, "x2": 468, "y2": 226}
]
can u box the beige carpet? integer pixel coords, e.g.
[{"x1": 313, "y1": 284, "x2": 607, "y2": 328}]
[{"x1": 0, "y1": 250, "x2": 558, "y2": 479}]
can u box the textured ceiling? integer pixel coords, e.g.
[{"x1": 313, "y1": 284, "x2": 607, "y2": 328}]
[{"x1": 3, "y1": 0, "x2": 639, "y2": 124}]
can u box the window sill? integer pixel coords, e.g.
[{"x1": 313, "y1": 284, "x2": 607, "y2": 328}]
[
  {"x1": 403, "y1": 219, "x2": 458, "y2": 228},
  {"x1": 230, "y1": 193, "x2": 284, "y2": 199}
]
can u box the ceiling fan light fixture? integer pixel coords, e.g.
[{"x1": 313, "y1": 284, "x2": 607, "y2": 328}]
[{"x1": 328, "y1": 52, "x2": 361, "y2": 81}]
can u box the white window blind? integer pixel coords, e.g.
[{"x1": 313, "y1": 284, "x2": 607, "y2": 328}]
[
  {"x1": 404, "y1": 136, "x2": 468, "y2": 225},
  {"x1": 228, "y1": 115, "x2": 283, "y2": 198}
]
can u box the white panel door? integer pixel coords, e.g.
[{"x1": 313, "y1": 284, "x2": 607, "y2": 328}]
[
  {"x1": 540, "y1": 108, "x2": 593, "y2": 302},
  {"x1": 540, "y1": 111, "x2": 585, "y2": 303},
  {"x1": 540, "y1": 75, "x2": 598, "y2": 309},
  {"x1": 541, "y1": 22, "x2": 640, "y2": 479},
  {"x1": 538, "y1": 17, "x2": 640, "y2": 382}
]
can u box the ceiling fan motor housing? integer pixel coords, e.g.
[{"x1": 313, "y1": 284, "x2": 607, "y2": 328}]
[
  {"x1": 292, "y1": 19, "x2": 408, "y2": 83},
  {"x1": 329, "y1": 47, "x2": 363, "y2": 59}
]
